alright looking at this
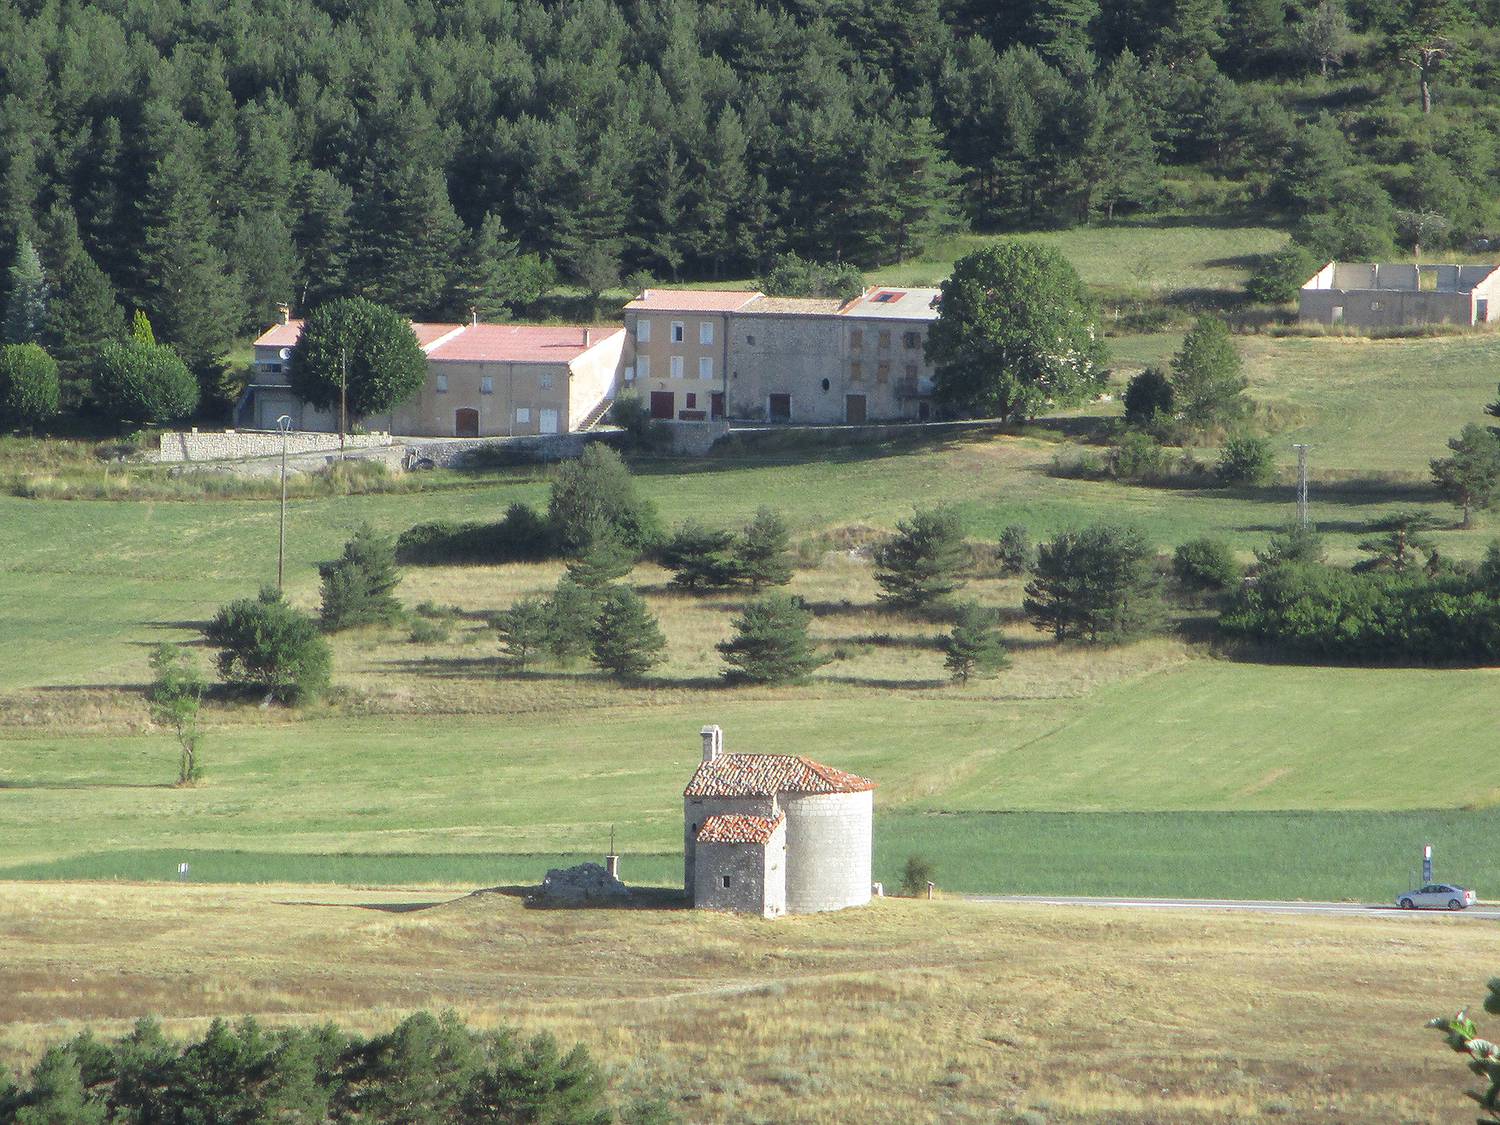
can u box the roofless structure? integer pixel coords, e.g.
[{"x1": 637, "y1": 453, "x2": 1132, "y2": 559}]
[{"x1": 1299, "y1": 262, "x2": 1499, "y2": 328}]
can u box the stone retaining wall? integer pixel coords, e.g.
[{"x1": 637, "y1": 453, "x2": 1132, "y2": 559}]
[{"x1": 158, "y1": 429, "x2": 394, "y2": 463}]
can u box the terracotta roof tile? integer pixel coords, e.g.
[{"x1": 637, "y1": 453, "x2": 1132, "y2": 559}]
[
  {"x1": 427, "y1": 324, "x2": 618, "y2": 364},
  {"x1": 695, "y1": 812, "x2": 785, "y2": 845},
  {"x1": 684, "y1": 754, "x2": 876, "y2": 799},
  {"x1": 624, "y1": 288, "x2": 760, "y2": 312}
]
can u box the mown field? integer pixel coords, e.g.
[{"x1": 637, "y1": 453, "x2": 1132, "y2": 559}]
[{"x1": 1, "y1": 882, "x2": 1494, "y2": 1123}]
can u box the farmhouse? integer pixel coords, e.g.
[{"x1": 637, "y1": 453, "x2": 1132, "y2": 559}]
[
  {"x1": 623, "y1": 286, "x2": 940, "y2": 425},
  {"x1": 683, "y1": 725, "x2": 874, "y2": 918},
  {"x1": 242, "y1": 308, "x2": 624, "y2": 437},
  {"x1": 1299, "y1": 261, "x2": 1500, "y2": 328}
]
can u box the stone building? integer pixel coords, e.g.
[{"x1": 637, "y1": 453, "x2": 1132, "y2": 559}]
[
  {"x1": 242, "y1": 309, "x2": 624, "y2": 437},
  {"x1": 683, "y1": 725, "x2": 875, "y2": 918},
  {"x1": 623, "y1": 287, "x2": 940, "y2": 425},
  {"x1": 1298, "y1": 262, "x2": 1500, "y2": 328}
]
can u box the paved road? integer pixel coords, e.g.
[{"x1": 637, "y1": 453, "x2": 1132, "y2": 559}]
[{"x1": 970, "y1": 894, "x2": 1500, "y2": 920}]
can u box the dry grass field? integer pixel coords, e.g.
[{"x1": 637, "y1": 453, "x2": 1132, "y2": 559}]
[{"x1": 0, "y1": 880, "x2": 1492, "y2": 1123}]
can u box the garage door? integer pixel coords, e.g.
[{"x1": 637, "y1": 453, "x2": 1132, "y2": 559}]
[
  {"x1": 539, "y1": 408, "x2": 560, "y2": 434},
  {"x1": 650, "y1": 391, "x2": 674, "y2": 419}
]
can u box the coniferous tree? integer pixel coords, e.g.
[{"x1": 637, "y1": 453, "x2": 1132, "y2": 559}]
[
  {"x1": 3, "y1": 235, "x2": 47, "y2": 344},
  {"x1": 1030, "y1": 0, "x2": 1100, "y2": 68},
  {"x1": 997, "y1": 525, "x2": 1035, "y2": 576},
  {"x1": 590, "y1": 587, "x2": 667, "y2": 682},
  {"x1": 43, "y1": 250, "x2": 124, "y2": 405},
  {"x1": 873, "y1": 508, "x2": 969, "y2": 609},
  {"x1": 1431, "y1": 424, "x2": 1500, "y2": 528},
  {"x1": 1304, "y1": 0, "x2": 1352, "y2": 75},
  {"x1": 134, "y1": 120, "x2": 240, "y2": 402},
  {"x1": 444, "y1": 214, "x2": 553, "y2": 322},
  {"x1": 878, "y1": 109, "x2": 962, "y2": 263},
  {"x1": 661, "y1": 521, "x2": 743, "y2": 591},
  {"x1": 1355, "y1": 511, "x2": 1440, "y2": 573},
  {"x1": 492, "y1": 596, "x2": 552, "y2": 671},
  {"x1": 1024, "y1": 524, "x2": 1163, "y2": 642},
  {"x1": 718, "y1": 594, "x2": 827, "y2": 684},
  {"x1": 228, "y1": 209, "x2": 297, "y2": 335},
  {"x1": 1124, "y1": 366, "x2": 1175, "y2": 429},
  {"x1": 293, "y1": 168, "x2": 353, "y2": 312},
  {"x1": 564, "y1": 524, "x2": 637, "y2": 591},
  {"x1": 942, "y1": 601, "x2": 1010, "y2": 683},
  {"x1": 11, "y1": 1047, "x2": 106, "y2": 1125},
  {"x1": 545, "y1": 576, "x2": 602, "y2": 666},
  {"x1": 737, "y1": 507, "x2": 794, "y2": 591},
  {"x1": 318, "y1": 524, "x2": 404, "y2": 632}
]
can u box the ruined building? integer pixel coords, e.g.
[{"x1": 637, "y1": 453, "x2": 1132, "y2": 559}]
[
  {"x1": 1299, "y1": 262, "x2": 1499, "y2": 328},
  {"x1": 683, "y1": 725, "x2": 875, "y2": 918}
]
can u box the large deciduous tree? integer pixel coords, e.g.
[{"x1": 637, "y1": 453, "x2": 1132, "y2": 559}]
[
  {"x1": 927, "y1": 243, "x2": 1107, "y2": 421},
  {"x1": 289, "y1": 297, "x2": 426, "y2": 420},
  {"x1": 204, "y1": 587, "x2": 332, "y2": 704},
  {"x1": 92, "y1": 337, "x2": 199, "y2": 424}
]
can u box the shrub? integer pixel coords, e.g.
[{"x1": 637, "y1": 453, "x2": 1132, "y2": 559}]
[
  {"x1": 547, "y1": 444, "x2": 660, "y2": 552},
  {"x1": 717, "y1": 594, "x2": 827, "y2": 684},
  {"x1": 0, "y1": 342, "x2": 60, "y2": 430},
  {"x1": 590, "y1": 586, "x2": 667, "y2": 681},
  {"x1": 1255, "y1": 521, "x2": 1326, "y2": 568},
  {"x1": 873, "y1": 507, "x2": 968, "y2": 609},
  {"x1": 608, "y1": 390, "x2": 664, "y2": 451},
  {"x1": 203, "y1": 587, "x2": 332, "y2": 704},
  {"x1": 1122, "y1": 366, "x2": 1173, "y2": 429},
  {"x1": 93, "y1": 338, "x2": 199, "y2": 424},
  {"x1": 318, "y1": 523, "x2": 403, "y2": 631},
  {"x1": 1047, "y1": 447, "x2": 1106, "y2": 479},
  {"x1": 900, "y1": 855, "x2": 937, "y2": 896},
  {"x1": 1245, "y1": 243, "x2": 1320, "y2": 304},
  {"x1": 996, "y1": 525, "x2": 1033, "y2": 576},
  {"x1": 1214, "y1": 435, "x2": 1275, "y2": 486},
  {"x1": 1108, "y1": 431, "x2": 1172, "y2": 481},
  {"x1": 396, "y1": 503, "x2": 552, "y2": 565},
  {"x1": 407, "y1": 617, "x2": 450, "y2": 644},
  {"x1": 1173, "y1": 537, "x2": 1242, "y2": 591}
]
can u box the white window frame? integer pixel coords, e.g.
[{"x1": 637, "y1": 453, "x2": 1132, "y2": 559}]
[
  {"x1": 435, "y1": 374, "x2": 448, "y2": 394},
  {"x1": 635, "y1": 317, "x2": 651, "y2": 343},
  {"x1": 670, "y1": 355, "x2": 684, "y2": 379},
  {"x1": 698, "y1": 356, "x2": 714, "y2": 380},
  {"x1": 480, "y1": 376, "x2": 493, "y2": 395},
  {"x1": 515, "y1": 407, "x2": 531, "y2": 425},
  {"x1": 636, "y1": 356, "x2": 650, "y2": 380},
  {"x1": 671, "y1": 321, "x2": 684, "y2": 343},
  {"x1": 699, "y1": 320, "x2": 714, "y2": 345}
]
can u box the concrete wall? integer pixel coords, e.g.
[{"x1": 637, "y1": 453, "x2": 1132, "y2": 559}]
[
  {"x1": 782, "y1": 789, "x2": 873, "y2": 913},
  {"x1": 158, "y1": 429, "x2": 394, "y2": 463},
  {"x1": 567, "y1": 329, "x2": 626, "y2": 430},
  {"x1": 692, "y1": 822, "x2": 787, "y2": 918},
  {"x1": 683, "y1": 795, "x2": 777, "y2": 899},
  {"x1": 1299, "y1": 287, "x2": 1475, "y2": 327}
]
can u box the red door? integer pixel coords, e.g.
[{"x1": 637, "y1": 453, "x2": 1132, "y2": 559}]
[
  {"x1": 710, "y1": 392, "x2": 725, "y2": 419},
  {"x1": 455, "y1": 408, "x2": 479, "y2": 437},
  {"x1": 649, "y1": 391, "x2": 674, "y2": 420}
]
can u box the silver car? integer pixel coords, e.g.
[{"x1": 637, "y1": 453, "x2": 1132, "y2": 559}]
[{"x1": 1397, "y1": 884, "x2": 1476, "y2": 910}]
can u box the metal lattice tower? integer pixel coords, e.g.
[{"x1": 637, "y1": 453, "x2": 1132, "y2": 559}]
[{"x1": 1292, "y1": 444, "x2": 1311, "y2": 528}]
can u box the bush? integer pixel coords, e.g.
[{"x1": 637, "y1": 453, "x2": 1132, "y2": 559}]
[
  {"x1": 0, "y1": 1011, "x2": 620, "y2": 1124},
  {"x1": 1047, "y1": 447, "x2": 1106, "y2": 480},
  {"x1": 1122, "y1": 366, "x2": 1173, "y2": 429},
  {"x1": 996, "y1": 525, "x2": 1033, "y2": 576},
  {"x1": 1214, "y1": 435, "x2": 1275, "y2": 486},
  {"x1": 1173, "y1": 537, "x2": 1242, "y2": 591},
  {"x1": 1255, "y1": 522, "x2": 1326, "y2": 568},
  {"x1": 396, "y1": 503, "x2": 553, "y2": 565},
  {"x1": 1245, "y1": 243, "x2": 1321, "y2": 304},
  {"x1": 93, "y1": 338, "x2": 199, "y2": 424},
  {"x1": 318, "y1": 523, "x2": 403, "y2": 631},
  {"x1": 608, "y1": 389, "x2": 665, "y2": 451},
  {"x1": 0, "y1": 342, "x2": 59, "y2": 429},
  {"x1": 408, "y1": 617, "x2": 451, "y2": 644},
  {"x1": 717, "y1": 594, "x2": 827, "y2": 684},
  {"x1": 1108, "y1": 431, "x2": 1172, "y2": 481},
  {"x1": 547, "y1": 444, "x2": 659, "y2": 552},
  {"x1": 900, "y1": 855, "x2": 937, "y2": 896},
  {"x1": 203, "y1": 587, "x2": 332, "y2": 704}
]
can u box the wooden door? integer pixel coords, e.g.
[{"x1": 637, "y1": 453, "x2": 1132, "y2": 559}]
[
  {"x1": 710, "y1": 392, "x2": 725, "y2": 419},
  {"x1": 454, "y1": 408, "x2": 479, "y2": 437},
  {"x1": 649, "y1": 391, "x2": 675, "y2": 419},
  {"x1": 768, "y1": 393, "x2": 791, "y2": 422},
  {"x1": 845, "y1": 394, "x2": 866, "y2": 424}
]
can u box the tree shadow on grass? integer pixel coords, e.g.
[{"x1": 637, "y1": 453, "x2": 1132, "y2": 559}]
[
  {"x1": 1228, "y1": 479, "x2": 1439, "y2": 508},
  {"x1": 0, "y1": 779, "x2": 176, "y2": 790},
  {"x1": 839, "y1": 632, "x2": 946, "y2": 652},
  {"x1": 818, "y1": 674, "x2": 948, "y2": 690},
  {"x1": 275, "y1": 898, "x2": 454, "y2": 913}
]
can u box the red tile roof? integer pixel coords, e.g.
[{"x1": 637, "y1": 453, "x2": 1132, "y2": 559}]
[
  {"x1": 427, "y1": 324, "x2": 615, "y2": 364},
  {"x1": 684, "y1": 754, "x2": 876, "y2": 799},
  {"x1": 695, "y1": 812, "x2": 785, "y2": 845},
  {"x1": 251, "y1": 320, "x2": 619, "y2": 364},
  {"x1": 624, "y1": 289, "x2": 760, "y2": 312}
]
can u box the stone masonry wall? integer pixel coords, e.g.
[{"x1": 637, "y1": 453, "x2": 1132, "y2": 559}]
[
  {"x1": 683, "y1": 794, "x2": 777, "y2": 898},
  {"x1": 692, "y1": 823, "x2": 787, "y2": 918},
  {"x1": 158, "y1": 429, "x2": 394, "y2": 463},
  {"x1": 782, "y1": 789, "x2": 873, "y2": 913}
]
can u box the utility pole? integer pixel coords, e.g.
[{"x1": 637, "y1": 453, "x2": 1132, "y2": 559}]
[
  {"x1": 1292, "y1": 443, "x2": 1311, "y2": 528},
  {"x1": 339, "y1": 348, "x2": 348, "y2": 459},
  {"x1": 276, "y1": 415, "x2": 292, "y2": 590}
]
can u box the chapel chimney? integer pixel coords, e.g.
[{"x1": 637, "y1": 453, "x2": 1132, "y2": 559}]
[
  {"x1": 469, "y1": 306, "x2": 478, "y2": 327},
  {"x1": 700, "y1": 724, "x2": 724, "y2": 763},
  {"x1": 583, "y1": 327, "x2": 592, "y2": 347}
]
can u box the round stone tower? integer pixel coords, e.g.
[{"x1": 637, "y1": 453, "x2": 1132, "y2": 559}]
[{"x1": 781, "y1": 788, "x2": 874, "y2": 913}]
